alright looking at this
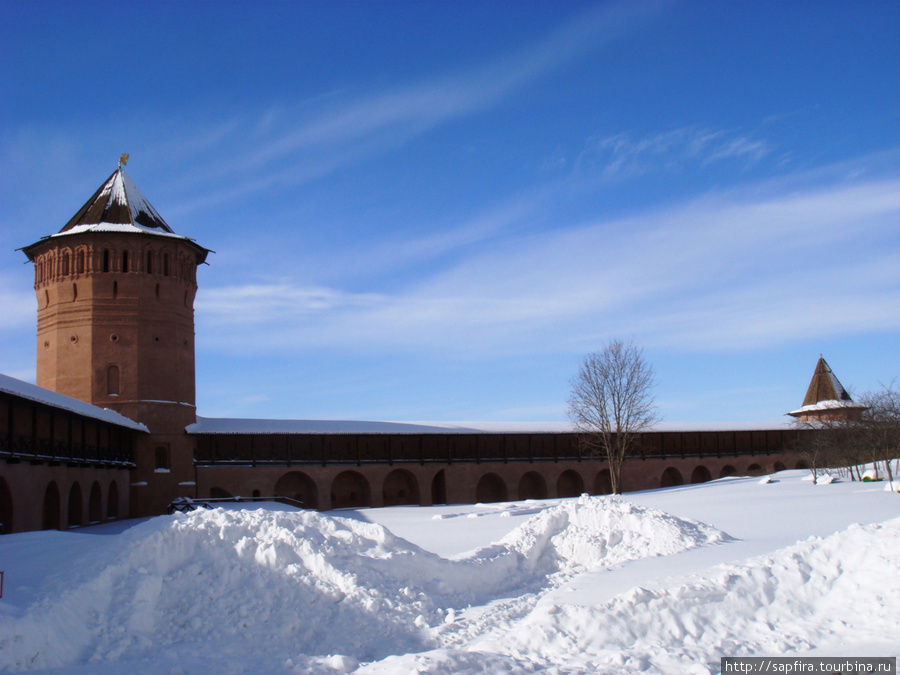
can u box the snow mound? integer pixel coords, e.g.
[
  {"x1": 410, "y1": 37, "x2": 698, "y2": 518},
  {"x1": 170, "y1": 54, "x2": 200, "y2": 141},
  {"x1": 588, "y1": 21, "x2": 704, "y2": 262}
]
[
  {"x1": 0, "y1": 499, "x2": 729, "y2": 672},
  {"x1": 480, "y1": 516, "x2": 900, "y2": 674},
  {"x1": 0, "y1": 508, "x2": 442, "y2": 670},
  {"x1": 492, "y1": 495, "x2": 730, "y2": 574}
]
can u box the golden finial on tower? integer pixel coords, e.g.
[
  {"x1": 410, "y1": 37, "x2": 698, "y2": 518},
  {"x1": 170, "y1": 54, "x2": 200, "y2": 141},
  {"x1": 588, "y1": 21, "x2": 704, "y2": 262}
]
[{"x1": 119, "y1": 153, "x2": 129, "y2": 168}]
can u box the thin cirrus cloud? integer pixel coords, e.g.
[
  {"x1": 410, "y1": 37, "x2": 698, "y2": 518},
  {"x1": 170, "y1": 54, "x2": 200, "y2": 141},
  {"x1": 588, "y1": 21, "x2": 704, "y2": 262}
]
[
  {"x1": 239, "y1": 1, "x2": 665, "y2": 166},
  {"x1": 164, "y1": 1, "x2": 668, "y2": 216},
  {"x1": 197, "y1": 162, "x2": 900, "y2": 357},
  {"x1": 272, "y1": 123, "x2": 788, "y2": 285},
  {"x1": 633, "y1": 258, "x2": 900, "y2": 352},
  {"x1": 575, "y1": 126, "x2": 774, "y2": 181},
  {"x1": 0, "y1": 276, "x2": 35, "y2": 335}
]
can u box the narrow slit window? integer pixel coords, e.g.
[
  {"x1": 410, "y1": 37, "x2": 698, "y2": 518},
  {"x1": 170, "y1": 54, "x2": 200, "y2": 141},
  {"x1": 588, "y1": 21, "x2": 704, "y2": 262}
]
[{"x1": 107, "y1": 365, "x2": 120, "y2": 396}]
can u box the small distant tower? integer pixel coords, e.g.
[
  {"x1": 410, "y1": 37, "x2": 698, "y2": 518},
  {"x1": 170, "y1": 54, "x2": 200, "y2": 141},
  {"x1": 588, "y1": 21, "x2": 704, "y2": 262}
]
[
  {"x1": 21, "y1": 161, "x2": 210, "y2": 515},
  {"x1": 788, "y1": 356, "x2": 865, "y2": 422}
]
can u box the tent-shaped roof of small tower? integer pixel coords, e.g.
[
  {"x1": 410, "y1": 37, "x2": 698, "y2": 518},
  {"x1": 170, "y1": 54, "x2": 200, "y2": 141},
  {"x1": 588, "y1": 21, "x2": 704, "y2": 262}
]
[
  {"x1": 58, "y1": 168, "x2": 176, "y2": 235},
  {"x1": 802, "y1": 356, "x2": 853, "y2": 406},
  {"x1": 788, "y1": 356, "x2": 865, "y2": 417}
]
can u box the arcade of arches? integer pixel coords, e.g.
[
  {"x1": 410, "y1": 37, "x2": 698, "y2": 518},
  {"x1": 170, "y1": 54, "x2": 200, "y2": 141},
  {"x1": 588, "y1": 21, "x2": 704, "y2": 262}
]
[
  {"x1": 0, "y1": 462, "x2": 127, "y2": 533},
  {"x1": 196, "y1": 454, "x2": 804, "y2": 512}
]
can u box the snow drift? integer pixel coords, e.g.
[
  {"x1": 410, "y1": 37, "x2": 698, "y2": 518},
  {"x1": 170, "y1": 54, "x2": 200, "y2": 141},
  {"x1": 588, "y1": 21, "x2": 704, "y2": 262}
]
[
  {"x1": 0, "y1": 496, "x2": 725, "y2": 671},
  {"x1": 462, "y1": 516, "x2": 900, "y2": 674}
]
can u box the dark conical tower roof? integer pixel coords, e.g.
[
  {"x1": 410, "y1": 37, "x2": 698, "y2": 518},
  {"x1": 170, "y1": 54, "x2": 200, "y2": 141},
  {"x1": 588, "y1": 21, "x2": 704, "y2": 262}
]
[
  {"x1": 801, "y1": 356, "x2": 853, "y2": 407},
  {"x1": 59, "y1": 167, "x2": 174, "y2": 234},
  {"x1": 788, "y1": 356, "x2": 865, "y2": 419},
  {"x1": 21, "y1": 165, "x2": 209, "y2": 263}
]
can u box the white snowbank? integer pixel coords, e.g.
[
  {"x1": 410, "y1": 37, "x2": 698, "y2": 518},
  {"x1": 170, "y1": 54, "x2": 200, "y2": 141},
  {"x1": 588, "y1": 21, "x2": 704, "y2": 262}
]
[
  {"x1": 455, "y1": 517, "x2": 900, "y2": 674},
  {"x1": 1, "y1": 473, "x2": 897, "y2": 674},
  {"x1": 0, "y1": 497, "x2": 723, "y2": 672}
]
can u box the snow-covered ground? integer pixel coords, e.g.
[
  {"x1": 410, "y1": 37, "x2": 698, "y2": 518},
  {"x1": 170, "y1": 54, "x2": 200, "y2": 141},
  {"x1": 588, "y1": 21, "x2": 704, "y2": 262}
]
[{"x1": 0, "y1": 470, "x2": 897, "y2": 674}]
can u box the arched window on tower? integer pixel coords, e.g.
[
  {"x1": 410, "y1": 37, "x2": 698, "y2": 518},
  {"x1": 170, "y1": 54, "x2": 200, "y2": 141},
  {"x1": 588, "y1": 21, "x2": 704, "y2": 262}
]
[
  {"x1": 163, "y1": 253, "x2": 169, "y2": 276},
  {"x1": 107, "y1": 365, "x2": 120, "y2": 396},
  {"x1": 146, "y1": 251, "x2": 154, "y2": 274},
  {"x1": 122, "y1": 250, "x2": 129, "y2": 273},
  {"x1": 102, "y1": 249, "x2": 110, "y2": 273},
  {"x1": 62, "y1": 252, "x2": 70, "y2": 276},
  {"x1": 77, "y1": 249, "x2": 86, "y2": 274}
]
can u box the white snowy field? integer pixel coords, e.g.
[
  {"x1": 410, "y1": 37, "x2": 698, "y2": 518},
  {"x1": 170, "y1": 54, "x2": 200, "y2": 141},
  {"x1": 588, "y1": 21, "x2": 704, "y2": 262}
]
[{"x1": 0, "y1": 470, "x2": 898, "y2": 674}]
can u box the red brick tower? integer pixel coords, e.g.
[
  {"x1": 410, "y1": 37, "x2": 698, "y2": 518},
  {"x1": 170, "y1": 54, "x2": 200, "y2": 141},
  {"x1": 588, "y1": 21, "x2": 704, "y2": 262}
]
[{"x1": 21, "y1": 162, "x2": 210, "y2": 515}]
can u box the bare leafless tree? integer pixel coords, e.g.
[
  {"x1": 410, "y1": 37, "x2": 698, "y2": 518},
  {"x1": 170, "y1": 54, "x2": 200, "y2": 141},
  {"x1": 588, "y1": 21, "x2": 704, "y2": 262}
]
[
  {"x1": 858, "y1": 380, "x2": 900, "y2": 485},
  {"x1": 790, "y1": 421, "x2": 846, "y2": 484},
  {"x1": 790, "y1": 379, "x2": 899, "y2": 488},
  {"x1": 566, "y1": 340, "x2": 659, "y2": 494}
]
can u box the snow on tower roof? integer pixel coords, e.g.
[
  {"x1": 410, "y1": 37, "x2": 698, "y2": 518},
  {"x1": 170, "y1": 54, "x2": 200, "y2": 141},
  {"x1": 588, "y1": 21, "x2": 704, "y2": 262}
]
[
  {"x1": 58, "y1": 167, "x2": 175, "y2": 235},
  {"x1": 21, "y1": 165, "x2": 209, "y2": 261}
]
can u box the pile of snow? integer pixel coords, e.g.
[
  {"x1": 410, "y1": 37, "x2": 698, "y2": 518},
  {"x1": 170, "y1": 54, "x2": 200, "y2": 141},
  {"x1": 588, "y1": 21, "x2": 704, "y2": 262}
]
[
  {"x1": 1, "y1": 472, "x2": 897, "y2": 673},
  {"x1": 0, "y1": 497, "x2": 724, "y2": 672},
  {"x1": 460, "y1": 517, "x2": 900, "y2": 675},
  {"x1": 493, "y1": 495, "x2": 729, "y2": 574}
]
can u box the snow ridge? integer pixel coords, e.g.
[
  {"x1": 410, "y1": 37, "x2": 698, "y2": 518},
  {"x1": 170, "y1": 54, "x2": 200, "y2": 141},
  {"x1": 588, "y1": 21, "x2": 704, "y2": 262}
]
[
  {"x1": 390, "y1": 517, "x2": 900, "y2": 675},
  {"x1": 0, "y1": 497, "x2": 725, "y2": 672}
]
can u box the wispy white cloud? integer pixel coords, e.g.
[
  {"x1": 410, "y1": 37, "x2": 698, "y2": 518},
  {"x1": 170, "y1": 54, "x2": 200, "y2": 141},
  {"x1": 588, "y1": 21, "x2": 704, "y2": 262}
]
[
  {"x1": 0, "y1": 273, "x2": 35, "y2": 334},
  {"x1": 575, "y1": 126, "x2": 774, "y2": 180},
  {"x1": 199, "y1": 283, "x2": 388, "y2": 325},
  {"x1": 703, "y1": 136, "x2": 771, "y2": 164},
  {"x1": 160, "y1": 1, "x2": 667, "y2": 215},
  {"x1": 196, "y1": 164, "x2": 900, "y2": 358}
]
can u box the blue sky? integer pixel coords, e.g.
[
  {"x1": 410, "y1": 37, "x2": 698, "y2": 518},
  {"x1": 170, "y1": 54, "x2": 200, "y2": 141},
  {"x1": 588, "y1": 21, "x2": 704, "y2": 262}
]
[{"x1": 1, "y1": 0, "x2": 898, "y2": 424}]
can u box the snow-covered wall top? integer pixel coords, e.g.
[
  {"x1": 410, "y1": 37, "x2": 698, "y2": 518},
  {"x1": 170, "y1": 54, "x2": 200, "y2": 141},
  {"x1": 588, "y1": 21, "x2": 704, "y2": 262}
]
[
  {"x1": 0, "y1": 373, "x2": 148, "y2": 432},
  {"x1": 185, "y1": 417, "x2": 545, "y2": 435},
  {"x1": 187, "y1": 416, "x2": 792, "y2": 435}
]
